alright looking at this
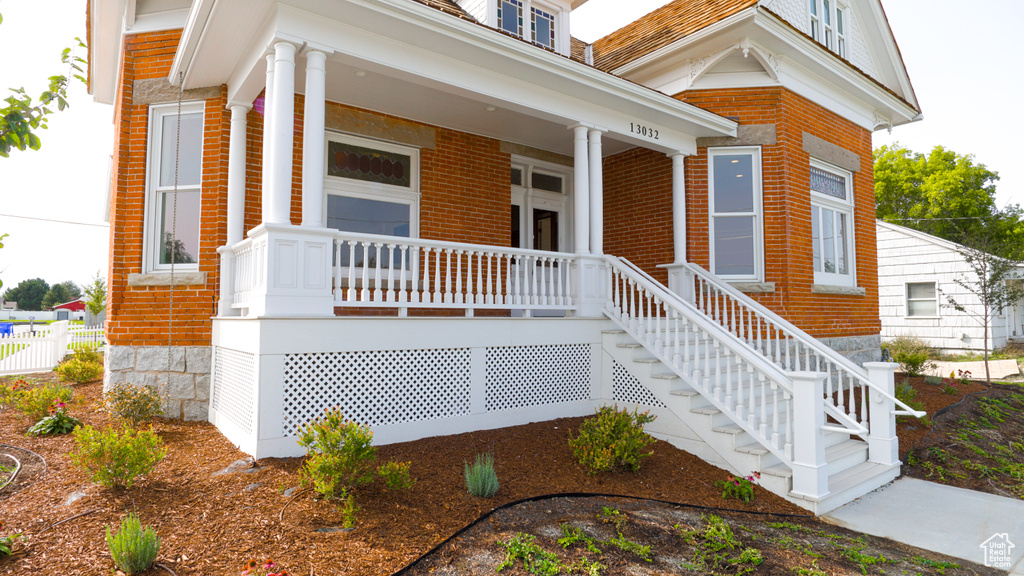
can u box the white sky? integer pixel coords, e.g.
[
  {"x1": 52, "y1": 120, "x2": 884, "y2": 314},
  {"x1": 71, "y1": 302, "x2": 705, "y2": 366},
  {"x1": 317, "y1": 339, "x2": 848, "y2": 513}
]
[{"x1": 0, "y1": 0, "x2": 1021, "y2": 294}]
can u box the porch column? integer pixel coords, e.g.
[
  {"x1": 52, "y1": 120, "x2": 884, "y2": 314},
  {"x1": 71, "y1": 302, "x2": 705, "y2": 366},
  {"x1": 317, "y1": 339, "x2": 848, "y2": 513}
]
[
  {"x1": 301, "y1": 49, "x2": 327, "y2": 227},
  {"x1": 572, "y1": 125, "x2": 590, "y2": 255},
  {"x1": 660, "y1": 153, "x2": 691, "y2": 300},
  {"x1": 227, "y1": 104, "x2": 250, "y2": 244},
  {"x1": 266, "y1": 41, "x2": 296, "y2": 225},
  {"x1": 588, "y1": 129, "x2": 603, "y2": 255},
  {"x1": 260, "y1": 53, "x2": 275, "y2": 224}
]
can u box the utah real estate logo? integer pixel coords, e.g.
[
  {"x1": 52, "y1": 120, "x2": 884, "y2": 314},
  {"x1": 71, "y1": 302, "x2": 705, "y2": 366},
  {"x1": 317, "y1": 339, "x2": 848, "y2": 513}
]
[{"x1": 980, "y1": 533, "x2": 1015, "y2": 569}]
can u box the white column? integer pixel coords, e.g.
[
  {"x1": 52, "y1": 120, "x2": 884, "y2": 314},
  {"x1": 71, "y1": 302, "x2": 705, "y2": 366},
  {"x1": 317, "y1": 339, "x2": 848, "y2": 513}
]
[
  {"x1": 790, "y1": 371, "x2": 830, "y2": 500},
  {"x1": 864, "y1": 362, "x2": 900, "y2": 466},
  {"x1": 227, "y1": 104, "x2": 250, "y2": 244},
  {"x1": 572, "y1": 125, "x2": 590, "y2": 255},
  {"x1": 260, "y1": 53, "x2": 275, "y2": 224},
  {"x1": 301, "y1": 49, "x2": 327, "y2": 228},
  {"x1": 267, "y1": 41, "x2": 296, "y2": 225},
  {"x1": 671, "y1": 154, "x2": 687, "y2": 263},
  {"x1": 588, "y1": 129, "x2": 603, "y2": 255}
]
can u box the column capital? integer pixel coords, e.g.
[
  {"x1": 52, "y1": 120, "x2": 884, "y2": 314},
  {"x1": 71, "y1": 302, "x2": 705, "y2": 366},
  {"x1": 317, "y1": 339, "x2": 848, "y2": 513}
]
[
  {"x1": 227, "y1": 102, "x2": 252, "y2": 113},
  {"x1": 303, "y1": 48, "x2": 328, "y2": 70},
  {"x1": 669, "y1": 152, "x2": 689, "y2": 161}
]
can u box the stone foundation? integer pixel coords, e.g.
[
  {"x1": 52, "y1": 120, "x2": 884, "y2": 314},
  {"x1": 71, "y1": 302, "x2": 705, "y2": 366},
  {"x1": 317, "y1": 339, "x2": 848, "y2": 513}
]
[
  {"x1": 103, "y1": 345, "x2": 212, "y2": 421},
  {"x1": 817, "y1": 334, "x2": 882, "y2": 366}
]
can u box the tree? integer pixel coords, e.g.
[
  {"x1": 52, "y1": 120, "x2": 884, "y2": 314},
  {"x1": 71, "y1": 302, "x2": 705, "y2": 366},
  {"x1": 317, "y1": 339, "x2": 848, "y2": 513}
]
[
  {"x1": 943, "y1": 234, "x2": 1024, "y2": 385},
  {"x1": 2, "y1": 278, "x2": 50, "y2": 311},
  {"x1": 0, "y1": 11, "x2": 87, "y2": 157},
  {"x1": 41, "y1": 280, "x2": 83, "y2": 309},
  {"x1": 0, "y1": 232, "x2": 7, "y2": 291},
  {"x1": 83, "y1": 272, "x2": 106, "y2": 316},
  {"x1": 874, "y1": 144, "x2": 1024, "y2": 258}
]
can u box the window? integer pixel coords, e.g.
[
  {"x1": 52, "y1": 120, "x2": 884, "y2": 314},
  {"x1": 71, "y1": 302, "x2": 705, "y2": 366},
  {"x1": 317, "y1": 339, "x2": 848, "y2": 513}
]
[
  {"x1": 531, "y1": 6, "x2": 556, "y2": 49},
  {"x1": 836, "y1": 5, "x2": 847, "y2": 58},
  {"x1": 809, "y1": 0, "x2": 848, "y2": 58},
  {"x1": 906, "y1": 282, "x2": 938, "y2": 317},
  {"x1": 708, "y1": 147, "x2": 763, "y2": 280},
  {"x1": 145, "y1": 102, "x2": 204, "y2": 271},
  {"x1": 497, "y1": 0, "x2": 559, "y2": 50},
  {"x1": 324, "y1": 133, "x2": 420, "y2": 265},
  {"x1": 510, "y1": 158, "x2": 570, "y2": 253},
  {"x1": 810, "y1": 160, "x2": 855, "y2": 287}
]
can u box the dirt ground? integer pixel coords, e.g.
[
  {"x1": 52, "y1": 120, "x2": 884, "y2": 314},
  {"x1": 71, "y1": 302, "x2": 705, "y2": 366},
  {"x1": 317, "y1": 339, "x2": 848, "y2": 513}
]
[{"x1": 0, "y1": 370, "x2": 998, "y2": 576}]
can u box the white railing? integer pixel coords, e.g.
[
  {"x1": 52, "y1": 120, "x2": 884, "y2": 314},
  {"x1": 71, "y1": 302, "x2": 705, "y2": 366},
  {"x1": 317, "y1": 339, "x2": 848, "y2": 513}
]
[
  {"x1": 68, "y1": 325, "x2": 105, "y2": 352},
  {"x1": 681, "y1": 263, "x2": 924, "y2": 422},
  {"x1": 0, "y1": 321, "x2": 72, "y2": 375},
  {"x1": 331, "y1": 232, "x2": 576, "y2": 313},
  {"x1": 230, "y1": 237, "x2": 259, "y2": 310}
]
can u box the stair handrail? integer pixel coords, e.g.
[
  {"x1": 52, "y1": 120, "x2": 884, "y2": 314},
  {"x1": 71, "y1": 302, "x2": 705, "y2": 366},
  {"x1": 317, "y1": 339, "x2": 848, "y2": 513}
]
[
  {"x1": 605, "y1": 256, "x2": 869, "y2": 450},
  {"x1": 680, "y1": 262, "x2": 925, "y2": 418}
]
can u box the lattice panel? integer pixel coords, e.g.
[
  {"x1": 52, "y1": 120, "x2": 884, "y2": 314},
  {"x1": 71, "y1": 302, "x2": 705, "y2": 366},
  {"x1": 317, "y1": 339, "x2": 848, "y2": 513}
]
[
  {"x1": 612, "y1": 360, "x2": 666, "y2": 408},
  {"x1": 212, "y1": 347, "x2": 256, "y2": 434},
  {"x1": 485, "y1": 344, "x2": 590, "y2": 411},
  {"x1": 281, "y1": 349, "x2": 472, "y2": 436}
]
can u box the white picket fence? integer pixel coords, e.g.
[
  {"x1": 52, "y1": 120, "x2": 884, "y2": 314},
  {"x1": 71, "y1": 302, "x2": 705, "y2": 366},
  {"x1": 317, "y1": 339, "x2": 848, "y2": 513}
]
[{"x1": 0, "y1": 322, "x2": 105, "y2": 375}]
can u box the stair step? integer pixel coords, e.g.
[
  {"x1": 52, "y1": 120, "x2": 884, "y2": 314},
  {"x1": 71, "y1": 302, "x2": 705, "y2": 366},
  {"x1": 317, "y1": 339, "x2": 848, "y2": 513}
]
[
  {"x1": 761, "y1": 462, "x2": 793, "y2": 478},
  {"x1": 602, "y1": 330, "x2": 626, "y2": 335},
  {"x1": 669, "y1": 388, "x2": 700, "y2": 397},
  {"x1": 735, "y1": 442, "x2": 770, "y2": 456},
  {"x1": 711, "y1": 423, "x2": 745, "y2": 435}
]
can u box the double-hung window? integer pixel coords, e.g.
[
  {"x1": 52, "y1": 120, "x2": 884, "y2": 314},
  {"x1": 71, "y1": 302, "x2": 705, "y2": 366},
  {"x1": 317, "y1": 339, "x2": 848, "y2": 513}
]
[
  {"x1": 708, "y1": 147, "x2": 763, "y2": 281},
  {"x1": 810, "y1": 160, "x2": 855, "y2": 287},
  {"x1": 497, "y1": 0, "x2": 559, "y2": 50},
  {"x1": 906, "y1": 282, "x2": 938, "y2": 317},
  {"x1": 145, "y1": 102, "x2": 204, "y2": 271},
  {"x1": 809, "y1": 0, "x2": 848, "y2": 58}
]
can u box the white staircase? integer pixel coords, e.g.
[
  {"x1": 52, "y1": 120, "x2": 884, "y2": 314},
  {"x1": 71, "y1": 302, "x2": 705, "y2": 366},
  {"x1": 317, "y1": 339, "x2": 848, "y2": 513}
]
[{"x1": 600, "y1": 257, "x2": 924, "y2": 514}]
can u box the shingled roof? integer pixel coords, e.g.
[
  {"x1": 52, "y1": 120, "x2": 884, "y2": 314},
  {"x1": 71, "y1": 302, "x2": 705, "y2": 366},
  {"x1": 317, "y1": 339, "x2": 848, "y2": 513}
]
[
  {"x1": 412, "y1": 0, "x2": 476, "y2": 22},
  {"x1": 592, "y1": 0, "x2": 759, "y2": 72}
]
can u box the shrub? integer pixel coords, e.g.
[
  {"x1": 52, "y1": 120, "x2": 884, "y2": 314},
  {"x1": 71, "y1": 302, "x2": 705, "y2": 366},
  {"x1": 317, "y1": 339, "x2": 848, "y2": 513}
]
[
  {"x1": 105, "y1": 513, "x2": 160, "y2": 575},
  {"x1": 27, "y1": 401, "x2": 81, "y2": 436},
  {"x1": 296, "y1": 408, "x2": 376, "y2": 500},
  {"x1": 715, "y1": 472, "x2": 760, "y2": 503},
  {"x1": 884, "y1": 335, "x2": 936, "y2": 377},
  {"x1": 104, "y1": 382, "x2": 164, "y2": 425},
  {"x1": 568, "y1": 405, "x2": 657, "y2": 474},
  {"x1": 464, "y1": 452, "x2": 500, "y2": 498},
  {"x1": 55, "y1": 357, "x2": 103, "y2": 384},
  {"x1": 15, "y1": 381, "x2": 74, "y2": 421},
  {"x1": 71, "y1": 425, "x2": 166, "y2": 489},
  {"x1": 72, "y1": 348, "x2": 103, "y2": 365},
  {"x1": 0, "y1": 379, "x2": 29, "y2": 409},
  {"x1": 377, "y1": 460, "x2": 414, "y2": 490}
]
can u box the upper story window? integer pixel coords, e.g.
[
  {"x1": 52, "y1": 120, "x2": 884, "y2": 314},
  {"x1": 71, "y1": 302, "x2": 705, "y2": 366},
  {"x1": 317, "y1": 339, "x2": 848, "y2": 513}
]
[
  {"x1": 708, "y1": 147, "x2": 763, "y2": 281},
  {"x1": 809, "y1": 0, "x2": 847, "y2": 58},
  {"x1": 145, "y1": 102, "x2": 204, "y2": 272},
  {"x1": 497, "y1": 0, "x2": 560, "y2": 51},
  {"x1": 810, "y1": 160, "x2": 855, "y2": 287},
  {"x1": 498, "y1": 0, "x2": 524, "y2": 37}
]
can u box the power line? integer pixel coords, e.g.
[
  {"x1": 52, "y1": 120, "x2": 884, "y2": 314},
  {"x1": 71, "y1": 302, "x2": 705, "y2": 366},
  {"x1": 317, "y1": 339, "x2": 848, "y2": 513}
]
[
  {"x1": 0, "y1": 213, "x2": 109, "y2": 228},
  {"x1": 890, "y1": 216, "x2": 1008, "y2": 222}
]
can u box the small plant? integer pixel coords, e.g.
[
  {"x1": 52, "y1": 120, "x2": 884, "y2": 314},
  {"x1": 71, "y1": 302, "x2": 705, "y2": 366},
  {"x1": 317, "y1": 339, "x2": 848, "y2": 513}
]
[
  {"x1": 377, "y1": 460, "x2": 414, "y2": 490},
  {"x1": 496, "y1": 533, "x2": 560, "y2": 576},
  {"x1": 464, "y1": 451, "x2": 500, "y2": 498},
  {"x1": 566, "y1": 557, "x2": 606, "y2": 575},
  {"x1": 71, "y1": 348, "x2": 103, "y2": 365},
  {"x1": 678, "y1": 514, "x2": 762, "y2": 575},
  {"x1": 884, "y1": 335, "x2": 936, "y2": 377},
  {"x1": 338, "y1": 488, "x2": 359, "y2": 530},
  {"x1": 0, "y1": 521, "x2": 26, "y2": 557},
  {"x1": 55, "y1": 356, "x2": 103, "y2": 384},
  {"x1": 0, "y1": 379, "x2": 29, "y2": 409},
  {"x1": 15, "y1": 381, "x2": 74, "y2": 421},
  {"x1": 26, "y1": 400, "x2": 81, "y2": 436},
  {"x1": 894, "y1": 381, "x2": 925, "y2": 422},
  {"x1": 105, "y1": 513, "x2": 160, "y2": 575},
  {"x1": 103, "y1": 382, "x2": 164, "y2": 425},
  {"x1": 568, "y1": 405, "x2": 657, "y2": 474},
  {"x1": 71, "y1": 425, "x2": 166, "y2": 488},
  {"x1": 295, "y1": 409, "x2": 377, "y2": 501},
  {"x1": 241, "y1": 558, "x2": 292, "y2": 576},
  {"x1": 715, "y1": 472, "x2": 760, "y2": 503}
]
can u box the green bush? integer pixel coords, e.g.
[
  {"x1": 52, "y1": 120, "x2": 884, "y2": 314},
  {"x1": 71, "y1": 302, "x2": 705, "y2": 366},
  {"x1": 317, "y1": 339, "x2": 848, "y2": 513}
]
[
  {"x1": 27, "y1": 401, "x2": 81, "y2": 436},
  {"x1": 71, "y1": 425, "x2": 166, "y2": 489},
  {"x1": 105, "y1": 513, "x2": 160, "y2": 575},
  {"x1": 568, "y1": 405, "x2": 657, "y2": 474},
  {"x1": 72, "y1": 348, "x2": 103, "y2": 365},
  {"x1": 377, "y1": 460, "x2": 414, "y2": 490},
  {"x1": 884, "y1": 335, "x2": 936, "y2": 377},
  {"x1": 55, "y1": 357, "x2": 103, "y2": 384},
  {"x1": 103, "y1": 382, "x2": 164, "y2": 425},
  {"x1": 296, "y1": 408, "x2": 377, "y2": 500},
  {"x1": 464, "y1": 452, "x2": 500, "y2": 498},
  {"x1": 15, "y1": 381, "x2": 74, "y2": 421}
]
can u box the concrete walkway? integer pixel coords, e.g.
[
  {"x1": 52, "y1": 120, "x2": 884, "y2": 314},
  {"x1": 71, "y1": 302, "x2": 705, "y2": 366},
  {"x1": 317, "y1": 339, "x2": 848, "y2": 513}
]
[
  {"x1": 926, "y1": 359, "x2": 1021, "y2": 380},
  {"x1": 825, "y1": 477, "x2": 1024, "y2": 574}
]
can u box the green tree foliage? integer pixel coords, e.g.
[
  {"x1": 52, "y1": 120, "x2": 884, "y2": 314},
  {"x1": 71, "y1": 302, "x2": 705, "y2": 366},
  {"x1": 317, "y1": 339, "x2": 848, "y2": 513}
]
[
  {"x1": 874, "y1": 144, "x2": 1024, "y2": 258},
  {"x1": 0, "y1": 9, "x2": 86, "y2": 158},
  {"x1": 83, "y1": 272, "x2": 107, "y2": 316},
  {"x1": 2, "y1": 278, "x2": 49, "y2": 311},
  {"x1": 0, "y1": 233, "x2": 7, "y2": 291},
  {"x1": 41, "y1": 280, "x2": 83, "y2": 309}
]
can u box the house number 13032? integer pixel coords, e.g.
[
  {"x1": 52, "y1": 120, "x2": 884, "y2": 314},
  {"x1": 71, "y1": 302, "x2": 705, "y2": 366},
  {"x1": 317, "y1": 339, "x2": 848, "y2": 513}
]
[{"x1": 630, "y1": 123, "x2": 659, "y2": 140}]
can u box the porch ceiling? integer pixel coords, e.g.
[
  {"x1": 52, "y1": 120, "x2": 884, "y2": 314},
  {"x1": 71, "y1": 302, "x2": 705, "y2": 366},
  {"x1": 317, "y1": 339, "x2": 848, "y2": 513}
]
[{"x1": 172, "y1": 0, "x2": 738, "y2": 157}]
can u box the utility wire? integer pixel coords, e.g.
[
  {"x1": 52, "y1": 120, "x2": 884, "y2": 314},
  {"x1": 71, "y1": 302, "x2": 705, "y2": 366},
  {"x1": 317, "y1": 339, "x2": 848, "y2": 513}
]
[{"x1": 0, "y1": 213, "x2": 109, "y2": 228}]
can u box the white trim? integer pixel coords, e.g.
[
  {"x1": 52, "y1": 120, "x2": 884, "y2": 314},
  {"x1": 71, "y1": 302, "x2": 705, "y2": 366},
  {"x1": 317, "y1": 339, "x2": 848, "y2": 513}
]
[
  {"x1": 510, "y1": 155, "x2": 573, "y2": 252},
  {"x1": 809, "y1": 158, "x2": 855, "y2": 288},
  {"x1": 707, "y1": 146, "x2": 764, "y2": 282},
  {"x1": 143, "y1": 101, "x2": 205, "y2": 273}
]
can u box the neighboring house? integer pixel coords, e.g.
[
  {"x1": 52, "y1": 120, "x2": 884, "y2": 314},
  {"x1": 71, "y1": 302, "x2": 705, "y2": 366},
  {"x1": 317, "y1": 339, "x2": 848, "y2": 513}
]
[
  {"x1": 877, "y1": 220, "x2": 1024, "y2": 353},
  {"x1": 88, "y1": 0, "x2": 921, "y2": 514},
  {"x1": 0, "y1": 299, "x2": 15, "y2": 311},
  {"x1": 50, "y1": 299, "x2": 88, "y2": 322}
]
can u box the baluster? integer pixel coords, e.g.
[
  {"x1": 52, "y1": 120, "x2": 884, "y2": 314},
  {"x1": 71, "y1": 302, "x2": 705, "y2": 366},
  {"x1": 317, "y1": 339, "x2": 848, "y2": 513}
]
[
  {"x1": 530, "y1": 256, "x2": 539, "y2": 306},
  {"x1": 442, "y1": 249, "x2": 451, "y2": 305},
  {"x1": 654, "y1": 298, "x2": 663, "y2": 350},
  {"x1": 486, "y1": 253, "x2": 494, "y2": 305},
  {"x1": 785, "y1": 390, "x2": 794, "y2": 459},
  {"x1": 347, "y1": 242, "x2": 357, "y2": 301},
  {"x1": 360, "y1": 242, "x2": 370, "y2": 301},
  {"x1": 555, "y1": 259, "x2": 564, "y2": 307},
  {"x1": 771, "y1": 383, "x2": 780, "y2": 449},
  {"x1": 420, "y1": 247, "x2": 430, "y2": 305},
  {"x1": 510, "y1": 255, "x2": 519, "y2": 306},
  {"x1": 399, "y1": 245, "x2": 408, "y2": 303},
  {"x1": 611, "y1": 270, "x2": 620, "y2": 315},
  {"x1": 433, "y1": 247, "x2": 443, "y2": 304},
  {"x1": 502, "y1": 254, "x2": 512, "y2": 306},
  {"x1": 475, "y1": 251, "x2": 483, "y2": 305},
  {"x1": 383, "y1": 244, "x2": 394, "y2": 302},
  {"x1": 672, "y1": 310, "x2": 681, "y2": 367},
  {"x1": 456, "y1": 250, "x2": 465, "y2": 306},
  {"x1": 748, "y1": 373, "x2": 759, "y2": 429},
  {"x1": 846, "y1": 370, "x2": 856, "y2": 419},
  {"x1": 371, "y1": 243, "x2": 382, "y2": 301},
  {"x1": 760, "y1": 376, "x2": 768, "y2": 438},
  {"x1": 860, "y1": 380, "x2": 869, "y2": 424},
  {"x1": 539, "y1": 257, "x2": 548, "y2": 306}
]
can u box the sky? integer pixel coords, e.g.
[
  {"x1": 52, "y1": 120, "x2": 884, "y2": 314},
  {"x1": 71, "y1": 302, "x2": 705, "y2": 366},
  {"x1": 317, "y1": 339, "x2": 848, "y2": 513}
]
[{"x1": 0, "y1": 0, "x2": 1022, "y2": 296}]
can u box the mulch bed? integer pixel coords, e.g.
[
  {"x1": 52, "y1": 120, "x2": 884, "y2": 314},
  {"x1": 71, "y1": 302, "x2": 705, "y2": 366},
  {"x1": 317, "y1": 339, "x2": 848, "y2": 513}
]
[{"x1": 894, "y1": 374, "x2": 988, "y2": 453}]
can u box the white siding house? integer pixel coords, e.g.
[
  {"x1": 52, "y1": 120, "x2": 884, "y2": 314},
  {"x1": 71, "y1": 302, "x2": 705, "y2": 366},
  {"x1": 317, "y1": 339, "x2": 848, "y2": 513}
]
[{"x1": 877, "y1": 220, "x2": 1024, "y2": 353}]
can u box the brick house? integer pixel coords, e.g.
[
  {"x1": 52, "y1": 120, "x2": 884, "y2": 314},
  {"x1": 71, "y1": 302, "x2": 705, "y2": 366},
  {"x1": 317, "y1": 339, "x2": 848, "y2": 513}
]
[{"x1": 88, "y1": 0, "x2": 921, "y2": 514}]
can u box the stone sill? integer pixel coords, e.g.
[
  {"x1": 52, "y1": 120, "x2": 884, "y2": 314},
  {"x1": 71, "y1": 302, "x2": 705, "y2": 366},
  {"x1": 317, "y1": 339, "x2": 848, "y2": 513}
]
[
  {"x1": 812, "y1": 284, "x2": 866, "y2": 296},
  {"x1": 128, "y1": 272, "x2": 207, "y2": 287},
  {"x1": 728, "y1": 282, "x2": 775, "y2": 294}
]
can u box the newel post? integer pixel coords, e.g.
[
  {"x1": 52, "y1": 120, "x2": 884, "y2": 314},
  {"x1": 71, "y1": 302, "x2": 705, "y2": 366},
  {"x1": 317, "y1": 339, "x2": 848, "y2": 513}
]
[
  {"x1": 789, "y1": 371, "x2": 829, "y2": 500},
  {"x1": 863, "y1": 361, "x2": 900, "y2": 466}
]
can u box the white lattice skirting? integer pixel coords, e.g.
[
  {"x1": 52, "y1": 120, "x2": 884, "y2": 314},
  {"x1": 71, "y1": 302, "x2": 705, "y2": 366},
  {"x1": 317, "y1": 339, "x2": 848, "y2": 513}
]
[{"x1": 212, "y1": 347, "x2": 256, "y2": 434}]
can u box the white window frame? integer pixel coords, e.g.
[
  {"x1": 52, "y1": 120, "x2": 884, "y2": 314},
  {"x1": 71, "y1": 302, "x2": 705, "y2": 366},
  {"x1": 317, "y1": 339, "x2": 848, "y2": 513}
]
[
  {"x1": 143, "y1": 101, "x2": 205, "y2": 273},
  {"x1": 510, "y1": 156, "x2": 572, "y2": 253},
  {"x1": 906, "y1": 281, "x2": 939, "y2": 318},
  {"x1": 708, "y1": 146, "x2": 764, "y2": 282},
  {"x1": 495, "y1": 0, "x2": 563, "y2": 52},
  {"x1": 835, "y1": 3, "x2": 847, "y2": 58},
  {"x1": 809, "y1": 0, "x2": 848, "y2": 58},
  {"x1": 809, "y1": 158, "x2": 856, "y2": 287}
]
